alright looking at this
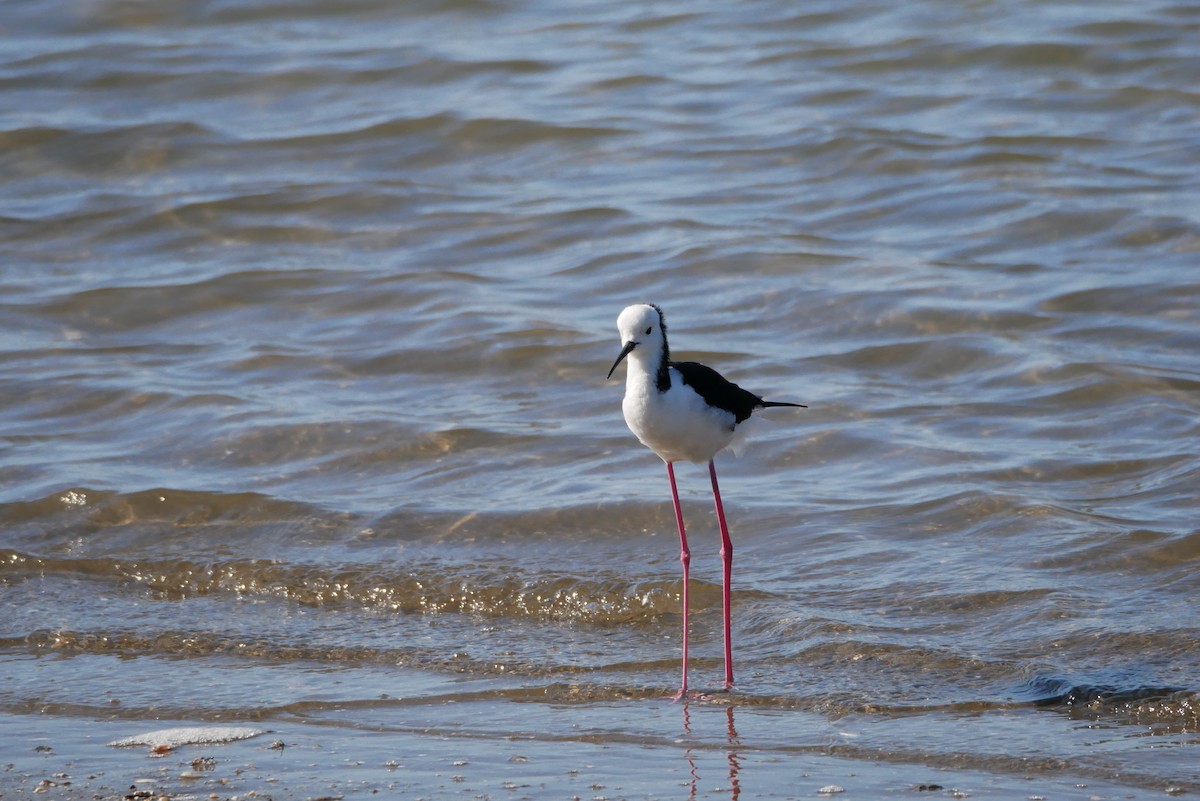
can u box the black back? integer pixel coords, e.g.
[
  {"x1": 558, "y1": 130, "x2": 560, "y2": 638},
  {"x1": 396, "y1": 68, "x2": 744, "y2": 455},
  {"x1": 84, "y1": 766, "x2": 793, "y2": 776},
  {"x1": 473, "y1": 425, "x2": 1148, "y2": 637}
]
[
  {"x1": 653, "y1": 305, "x2": 806, "y2": 421},
  {"x1": 672, "y1": 361, "x2": 765, "y2": 423}
]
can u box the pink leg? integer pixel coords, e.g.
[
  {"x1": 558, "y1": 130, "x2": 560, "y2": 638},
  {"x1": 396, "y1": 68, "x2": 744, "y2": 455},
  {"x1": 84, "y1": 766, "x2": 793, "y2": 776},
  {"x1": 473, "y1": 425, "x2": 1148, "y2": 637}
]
[
  {"x1": 709, "y1": 460, "x2": 734, "y2": 690},
  {"x1": 666, "y1": 461, "x2": 690, "y2": 700}
]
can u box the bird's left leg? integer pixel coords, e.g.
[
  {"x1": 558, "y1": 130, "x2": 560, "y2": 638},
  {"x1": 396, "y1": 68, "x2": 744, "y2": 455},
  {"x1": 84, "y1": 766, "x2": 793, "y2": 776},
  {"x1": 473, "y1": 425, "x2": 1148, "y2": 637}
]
[{"x1": 709, "y1": 459, "x2": 734, "y2": 690}]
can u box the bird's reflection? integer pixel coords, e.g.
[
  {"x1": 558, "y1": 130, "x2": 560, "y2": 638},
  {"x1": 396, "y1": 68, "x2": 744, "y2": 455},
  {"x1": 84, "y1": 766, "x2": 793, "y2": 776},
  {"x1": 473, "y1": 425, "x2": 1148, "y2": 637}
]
[
  {"x1": 726, "y1": 705, "x2": 742, "y2": 801},
  {"x1": 680, "y1": 701, "x2": 742, "y2": 801},
  {"x1": 683, "y1": 702, "x2": 699, "y2": 800}
]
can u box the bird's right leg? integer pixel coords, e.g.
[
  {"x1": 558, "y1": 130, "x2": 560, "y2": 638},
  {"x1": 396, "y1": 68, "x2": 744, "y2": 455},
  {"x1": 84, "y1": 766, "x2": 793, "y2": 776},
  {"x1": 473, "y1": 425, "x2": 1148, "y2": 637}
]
[{"x1": 666, "y1": 461, "x2": 690, "y2": 700}]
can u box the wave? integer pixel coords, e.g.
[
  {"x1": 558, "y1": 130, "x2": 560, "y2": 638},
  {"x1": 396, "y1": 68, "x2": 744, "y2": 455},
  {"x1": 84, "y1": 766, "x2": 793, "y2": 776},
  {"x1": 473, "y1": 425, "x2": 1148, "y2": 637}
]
[
  {"x1": 0, "y1": 546, "x2": 688, "y2": 624},
  {"x1": 1024, "y1": 675, "x2": 1200, "y2": 727}
]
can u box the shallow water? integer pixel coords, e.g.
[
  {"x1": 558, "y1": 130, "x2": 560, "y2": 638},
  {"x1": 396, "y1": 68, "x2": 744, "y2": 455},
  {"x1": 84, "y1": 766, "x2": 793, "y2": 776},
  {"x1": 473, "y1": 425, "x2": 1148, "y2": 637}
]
[{"x1": 2, "y1": 0, "x2": 1198, "y2": 795}]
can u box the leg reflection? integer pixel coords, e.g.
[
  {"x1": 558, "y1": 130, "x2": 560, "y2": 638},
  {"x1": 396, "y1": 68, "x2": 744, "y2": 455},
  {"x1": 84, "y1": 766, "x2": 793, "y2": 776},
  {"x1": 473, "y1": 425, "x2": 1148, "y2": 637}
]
[
  {"x1": 726, "y1": 705, "x2": 741, "y2": 801},
  {"x1": 682, "y1": 701, "x2": 698, "y2": 800},
  {"x1": 677, "y1": 702, "x2": 743, "y2": 801}
]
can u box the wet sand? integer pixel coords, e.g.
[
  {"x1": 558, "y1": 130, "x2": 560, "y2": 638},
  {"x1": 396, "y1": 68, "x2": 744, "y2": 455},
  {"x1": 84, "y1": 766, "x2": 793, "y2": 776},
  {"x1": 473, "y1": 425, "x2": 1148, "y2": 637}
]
[{"x1": 2, "y1": 704, "x2": 1184, "y2": 801}]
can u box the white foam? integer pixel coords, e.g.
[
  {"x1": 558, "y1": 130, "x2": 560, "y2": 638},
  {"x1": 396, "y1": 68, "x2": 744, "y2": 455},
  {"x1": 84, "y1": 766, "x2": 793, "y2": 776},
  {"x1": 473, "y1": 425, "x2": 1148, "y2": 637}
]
[{"x1": 107, "y1": 726, "x2": 267, "y2": 748}]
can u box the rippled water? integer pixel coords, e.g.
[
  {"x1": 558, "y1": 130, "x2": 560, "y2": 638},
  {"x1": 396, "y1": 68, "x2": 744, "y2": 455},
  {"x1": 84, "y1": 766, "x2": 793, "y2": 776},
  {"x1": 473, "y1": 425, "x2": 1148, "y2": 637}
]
[{"x1": 2, "y1": 0, "x2": 1198, "y2": 795}]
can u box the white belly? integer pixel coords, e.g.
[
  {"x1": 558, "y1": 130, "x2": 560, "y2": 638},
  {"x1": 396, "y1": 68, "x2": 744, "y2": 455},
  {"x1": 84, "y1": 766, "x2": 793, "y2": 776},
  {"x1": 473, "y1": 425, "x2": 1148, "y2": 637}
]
[{"x1": 622, "y1": 375, "x2": 738, "y2": 464}]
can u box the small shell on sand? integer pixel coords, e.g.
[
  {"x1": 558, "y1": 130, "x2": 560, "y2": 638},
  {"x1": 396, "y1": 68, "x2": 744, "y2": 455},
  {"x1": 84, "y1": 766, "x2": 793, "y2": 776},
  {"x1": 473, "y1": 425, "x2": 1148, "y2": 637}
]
[{"x1": 107, "y1": 727, "x2": 267, "y2": 749}]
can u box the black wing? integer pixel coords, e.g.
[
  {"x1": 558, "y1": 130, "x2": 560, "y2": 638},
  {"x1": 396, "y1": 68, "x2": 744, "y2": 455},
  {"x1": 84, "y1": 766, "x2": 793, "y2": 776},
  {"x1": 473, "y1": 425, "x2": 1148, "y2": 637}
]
[{"x1": 671, "y1": 361, "x2": 764, "y2": 423}]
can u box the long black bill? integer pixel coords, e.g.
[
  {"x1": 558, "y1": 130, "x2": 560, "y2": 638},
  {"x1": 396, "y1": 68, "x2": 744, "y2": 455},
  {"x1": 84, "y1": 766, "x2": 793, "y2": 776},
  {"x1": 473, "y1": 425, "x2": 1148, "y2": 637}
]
[{"x1": 606, "y1": 340, "x2": 637, "y2": 379}]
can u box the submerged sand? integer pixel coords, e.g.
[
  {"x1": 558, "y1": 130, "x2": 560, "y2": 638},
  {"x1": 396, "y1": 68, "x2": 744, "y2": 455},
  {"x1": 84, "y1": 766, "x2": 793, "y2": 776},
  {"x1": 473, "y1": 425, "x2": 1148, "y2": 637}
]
[{"x1": 2, "y1": 707, "x2": 1184, "y2": 801}]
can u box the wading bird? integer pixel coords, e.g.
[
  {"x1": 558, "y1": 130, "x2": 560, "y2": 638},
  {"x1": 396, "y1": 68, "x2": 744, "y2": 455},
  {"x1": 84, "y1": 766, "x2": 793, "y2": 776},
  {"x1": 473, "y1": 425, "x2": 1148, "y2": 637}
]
[{"x1": 607, "y1": 303, "x2": 805, "y2": 699}]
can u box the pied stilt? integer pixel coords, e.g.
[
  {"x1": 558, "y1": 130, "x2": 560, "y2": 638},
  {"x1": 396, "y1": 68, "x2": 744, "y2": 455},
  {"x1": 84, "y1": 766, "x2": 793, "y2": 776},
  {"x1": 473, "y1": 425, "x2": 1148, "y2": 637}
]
[{"x1": 607, "y1": 303, "x2": 805, "y2": 699}]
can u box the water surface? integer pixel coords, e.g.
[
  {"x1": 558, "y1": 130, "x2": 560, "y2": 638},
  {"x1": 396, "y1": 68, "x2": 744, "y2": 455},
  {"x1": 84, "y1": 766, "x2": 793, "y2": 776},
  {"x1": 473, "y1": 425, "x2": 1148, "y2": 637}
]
[{"x1": 2, "y1": 0, "x2": 1198, "y2": 795}]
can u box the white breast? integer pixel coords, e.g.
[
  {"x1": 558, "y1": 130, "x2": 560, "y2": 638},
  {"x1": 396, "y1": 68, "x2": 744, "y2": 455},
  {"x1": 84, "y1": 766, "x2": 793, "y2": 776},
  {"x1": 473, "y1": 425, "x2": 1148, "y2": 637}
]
[{"x1": 622, "y1": 366, "x2": 739, "y2": 464}]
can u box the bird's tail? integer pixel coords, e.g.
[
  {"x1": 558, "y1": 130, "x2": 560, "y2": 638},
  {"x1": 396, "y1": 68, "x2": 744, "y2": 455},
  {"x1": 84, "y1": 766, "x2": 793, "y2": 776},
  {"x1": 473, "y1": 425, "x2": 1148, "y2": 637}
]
[{"x1": 760, "y1": 400, "x2": 807, "y2": 409}]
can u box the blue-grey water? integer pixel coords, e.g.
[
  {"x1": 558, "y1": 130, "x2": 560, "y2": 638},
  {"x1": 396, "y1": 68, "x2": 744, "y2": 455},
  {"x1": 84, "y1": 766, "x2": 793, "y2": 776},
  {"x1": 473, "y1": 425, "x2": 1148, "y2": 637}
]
[{"x1": 2, "y1": 0, "x2": 1198, "y2": 796}]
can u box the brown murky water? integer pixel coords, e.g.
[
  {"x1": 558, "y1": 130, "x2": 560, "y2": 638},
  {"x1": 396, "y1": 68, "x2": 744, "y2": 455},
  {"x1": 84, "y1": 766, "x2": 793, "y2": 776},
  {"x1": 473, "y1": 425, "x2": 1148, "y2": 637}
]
[{"x1": 2, "y1": 0, "x2": 1198, "y2": 796}]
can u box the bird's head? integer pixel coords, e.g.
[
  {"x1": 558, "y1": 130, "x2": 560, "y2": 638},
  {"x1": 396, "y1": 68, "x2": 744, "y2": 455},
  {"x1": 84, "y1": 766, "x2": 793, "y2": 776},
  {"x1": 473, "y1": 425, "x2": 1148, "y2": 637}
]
[{"x1": 607, "y1": 303, "x2": 667, "y2": 379}]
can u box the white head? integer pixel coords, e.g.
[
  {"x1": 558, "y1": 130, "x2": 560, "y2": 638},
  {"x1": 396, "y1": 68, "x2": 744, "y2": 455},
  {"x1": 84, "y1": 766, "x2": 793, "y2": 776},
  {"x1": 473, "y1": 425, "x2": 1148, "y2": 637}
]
[{"x1": 607, "y1": 303, "x2": 668, "y2": 379}]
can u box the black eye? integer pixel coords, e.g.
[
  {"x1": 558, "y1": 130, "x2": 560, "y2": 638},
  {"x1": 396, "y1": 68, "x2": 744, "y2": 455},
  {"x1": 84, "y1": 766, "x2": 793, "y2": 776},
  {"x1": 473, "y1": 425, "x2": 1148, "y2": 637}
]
[{"x1": 644, "y1": 326, "x2": 652, "y2": 335}]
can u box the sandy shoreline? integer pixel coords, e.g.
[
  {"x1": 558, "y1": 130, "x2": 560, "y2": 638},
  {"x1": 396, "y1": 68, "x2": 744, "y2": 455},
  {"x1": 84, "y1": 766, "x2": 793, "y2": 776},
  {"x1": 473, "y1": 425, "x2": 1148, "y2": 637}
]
[{"x1": 2, "y1": 708, "x2": 1186, "y2": 801}]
